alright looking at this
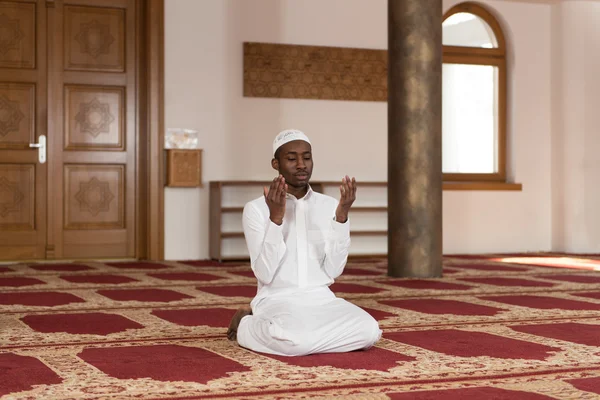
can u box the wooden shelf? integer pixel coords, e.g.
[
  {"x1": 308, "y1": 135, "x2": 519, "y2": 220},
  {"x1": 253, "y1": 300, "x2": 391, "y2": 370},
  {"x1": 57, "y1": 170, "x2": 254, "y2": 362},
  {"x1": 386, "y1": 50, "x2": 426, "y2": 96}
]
[
  {"x1": 443, "y1": 182, "x2": 523, "y2": 191},
  {"x1": 222, "y1": 207, "x2": 244, "y2": 213},
  {"x1": 352, "y1": 230, "x2": 388, "y2": 236},
  {"x1": 222, "y1": 206, "x2": 386, "y2": 213},
  {"x1": 221, "y1": 232, "x2": 244, "y2": 238},
  {"x1": 353, "y1": 206, "x2": 387, "y2": 212},
  {"x1": 221, "y1": 230, "x2": 387, "y2": 239},
  {"x1": 209, "y1": 180, "x2": 522, "y2": 261},
  {"x1": 315, "y1": 181, "x2": 388, "y2": 187},
  {"x1": 210, "y1": 181, "x2": 392, "y2": 261},
  {"x1": 218, "y1": 253, "x2": 388, "y2": 262}
]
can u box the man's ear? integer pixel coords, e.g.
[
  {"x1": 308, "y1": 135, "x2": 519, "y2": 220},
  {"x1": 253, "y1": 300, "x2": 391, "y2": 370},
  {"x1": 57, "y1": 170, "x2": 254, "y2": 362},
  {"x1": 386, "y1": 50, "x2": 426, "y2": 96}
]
[{"x1": 271, "y1": 158, "x2": 279, "y2": 171}]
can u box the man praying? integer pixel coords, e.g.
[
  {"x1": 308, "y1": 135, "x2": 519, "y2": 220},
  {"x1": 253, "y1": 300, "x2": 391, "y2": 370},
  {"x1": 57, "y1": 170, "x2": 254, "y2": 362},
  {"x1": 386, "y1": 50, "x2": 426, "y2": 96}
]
[{"x1": 227, "y1": 129, "x2": 382, "y2": 356}]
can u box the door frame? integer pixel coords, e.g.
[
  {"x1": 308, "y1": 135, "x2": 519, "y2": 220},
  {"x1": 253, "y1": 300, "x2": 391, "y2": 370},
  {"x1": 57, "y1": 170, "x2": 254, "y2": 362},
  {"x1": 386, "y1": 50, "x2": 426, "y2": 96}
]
[{"x1": 140, "y1": 0, "x2": 164, "y2": 260}]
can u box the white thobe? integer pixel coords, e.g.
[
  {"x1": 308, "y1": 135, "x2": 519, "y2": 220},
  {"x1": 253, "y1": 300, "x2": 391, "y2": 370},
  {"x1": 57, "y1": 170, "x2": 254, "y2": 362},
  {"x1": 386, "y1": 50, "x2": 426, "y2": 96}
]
[{"x1": 237, "y1": 186, "x2": 382, "y2": 356}]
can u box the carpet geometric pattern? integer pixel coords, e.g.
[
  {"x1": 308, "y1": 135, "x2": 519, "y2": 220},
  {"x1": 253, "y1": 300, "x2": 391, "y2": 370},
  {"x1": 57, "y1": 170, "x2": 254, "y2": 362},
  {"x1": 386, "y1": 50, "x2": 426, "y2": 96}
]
[{"x1": 2, "y1": 253, "x2": 600, "y2": 399}]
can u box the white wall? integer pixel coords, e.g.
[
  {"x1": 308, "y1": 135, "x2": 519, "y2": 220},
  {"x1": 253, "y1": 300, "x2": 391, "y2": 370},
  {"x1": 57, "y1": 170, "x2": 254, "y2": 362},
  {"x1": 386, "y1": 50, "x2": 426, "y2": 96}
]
[
  {"x1": 551, "y1": 1, "x2": 600, "y2": 253},
  {"x1": 164, "y1": 0, "x2": 554, "y2": 260},
  {"x1": 443, "y1": 0, "x2": 553, "y2": 254}
]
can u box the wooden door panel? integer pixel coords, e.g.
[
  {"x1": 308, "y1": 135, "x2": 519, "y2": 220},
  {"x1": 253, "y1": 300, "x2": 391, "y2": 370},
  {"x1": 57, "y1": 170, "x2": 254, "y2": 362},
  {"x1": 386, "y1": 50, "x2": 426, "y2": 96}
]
[
  {"x1": 47, "y1": 0, "x2": 136, "y2": 259},
  {"x1": 0, "y1": 0, "x2": 46, "y2": 261},
  {"x1": 0, "y1": 1, "x2": 36, "y2": 69},
  {"x1": 63, "y1": 164, "x2": 124, "y2": 230},
  {"x1": 62, "y1": 71, "x2": 126, "y2": 86},
  {"x1": 62, "y1": 151, "x2": 127, "y2": 164},
  {"x1": 62, "y1": 164, "x2": 127, "y2": 258},
  {"x1": 64, "y1": 5, "x2": 125, "y2": 72},
  {"x1": 0, "y1": 83, "x2": 34, "y2": 148},
  {"x1": 0, "y1": 164, "x2": 34, "y2": 230},
  {"x1": 64, "y1": 85, "x2": 124, "y2": 150},
  {"x1": 63, "y1": 229, "x2": 128, "y2": 258}
]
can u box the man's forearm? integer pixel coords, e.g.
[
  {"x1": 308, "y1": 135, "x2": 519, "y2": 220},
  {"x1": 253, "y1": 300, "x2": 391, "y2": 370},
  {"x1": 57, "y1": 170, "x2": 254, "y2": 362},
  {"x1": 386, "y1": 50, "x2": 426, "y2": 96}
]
[{"x1": 335, "y1": 205, "x2": 351, "y2": 224}]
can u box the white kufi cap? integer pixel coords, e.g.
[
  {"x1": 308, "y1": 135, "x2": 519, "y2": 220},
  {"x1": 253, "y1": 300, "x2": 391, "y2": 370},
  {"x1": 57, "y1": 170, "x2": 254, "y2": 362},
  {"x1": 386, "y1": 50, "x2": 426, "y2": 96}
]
[{"x1": 273, "y1": 129, "x2": 311, "y2": 156}]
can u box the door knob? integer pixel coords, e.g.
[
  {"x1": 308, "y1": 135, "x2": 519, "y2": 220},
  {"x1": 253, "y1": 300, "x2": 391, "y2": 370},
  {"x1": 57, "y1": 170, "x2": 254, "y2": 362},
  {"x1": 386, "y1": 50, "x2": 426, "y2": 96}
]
[{"x1": 29, "y1": 135, "x2": 46, "y2": 164}]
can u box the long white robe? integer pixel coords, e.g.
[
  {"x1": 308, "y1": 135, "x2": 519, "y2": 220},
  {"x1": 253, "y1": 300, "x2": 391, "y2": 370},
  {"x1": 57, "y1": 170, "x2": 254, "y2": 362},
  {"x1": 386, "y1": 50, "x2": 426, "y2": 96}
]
[{"x1": 237, "y1": 187, "x2": 382, "y2": 356}]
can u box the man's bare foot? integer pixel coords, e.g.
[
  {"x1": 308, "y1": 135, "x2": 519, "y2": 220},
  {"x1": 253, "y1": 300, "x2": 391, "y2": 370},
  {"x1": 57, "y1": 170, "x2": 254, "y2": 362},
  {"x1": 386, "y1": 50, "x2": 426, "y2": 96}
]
[{"x1": 227, "y1": 306, "x2": 252, "y2": 341}]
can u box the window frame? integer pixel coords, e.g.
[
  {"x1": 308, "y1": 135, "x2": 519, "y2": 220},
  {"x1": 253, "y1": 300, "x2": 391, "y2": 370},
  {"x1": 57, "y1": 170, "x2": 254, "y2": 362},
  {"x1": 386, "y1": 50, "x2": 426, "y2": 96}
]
[{"x1": 442, "y1": 2, "x2": 508, "y2": 183}]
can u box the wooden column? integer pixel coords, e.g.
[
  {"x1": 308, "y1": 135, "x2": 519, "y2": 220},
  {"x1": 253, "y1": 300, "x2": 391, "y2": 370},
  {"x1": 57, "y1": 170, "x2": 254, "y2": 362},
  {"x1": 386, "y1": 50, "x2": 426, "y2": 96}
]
[{"x1": 387, "y1": 0, "x2": 443, "y2": 278}]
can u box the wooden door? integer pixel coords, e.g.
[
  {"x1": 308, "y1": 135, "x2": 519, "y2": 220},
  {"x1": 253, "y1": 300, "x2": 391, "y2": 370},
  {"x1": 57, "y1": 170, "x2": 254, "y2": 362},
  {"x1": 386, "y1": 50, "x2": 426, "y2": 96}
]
[
  {"x1": 46, "y1": 0, "x2": 137, "y2": 259},
  {"x1": 0, "y1": 0, "x2": 47, "y2": 260},
  {"x1": 0, "y1": 0, "x2": 154, "y2": 261}
]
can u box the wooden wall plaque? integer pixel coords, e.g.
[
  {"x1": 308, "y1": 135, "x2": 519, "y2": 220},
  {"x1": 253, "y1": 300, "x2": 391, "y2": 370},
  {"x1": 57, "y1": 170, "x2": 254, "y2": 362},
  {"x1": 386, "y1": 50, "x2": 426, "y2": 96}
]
[
  {"x1": 243, "y1": 42, "x2": 387, "y2": 102},
  {"x1": 166, "y1": 149, "x2": 202, "y2": 187}
]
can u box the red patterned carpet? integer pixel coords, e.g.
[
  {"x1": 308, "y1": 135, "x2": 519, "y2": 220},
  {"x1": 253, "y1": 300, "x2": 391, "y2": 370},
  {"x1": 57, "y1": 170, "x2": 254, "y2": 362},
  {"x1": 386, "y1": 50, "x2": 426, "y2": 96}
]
[{"x1": 2, "y1": 253, "x2": 600, "y2": 399}]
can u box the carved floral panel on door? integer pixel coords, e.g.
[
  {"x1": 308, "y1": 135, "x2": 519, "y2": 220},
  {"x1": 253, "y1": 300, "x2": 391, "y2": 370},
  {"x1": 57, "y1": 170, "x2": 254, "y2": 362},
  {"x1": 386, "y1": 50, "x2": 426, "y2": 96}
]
[
  {"x1": 0, "y1": 83, "x2": 34, "y2": 149},
  {"x1": 64, "y1": 165, "x2": 124, "y2": 230},
  {"x1": 0, "y1": 1, "x2": 35, "y2": 69},
  {"x1": 64, "y1": 85, "x2": 124, "y2": 150},
  {"x1": 64, "y1": 5, "x2": 125, "y2": 72},
  {"x1": 0, "y1": 165, "x2": 34, "y2": 231}
]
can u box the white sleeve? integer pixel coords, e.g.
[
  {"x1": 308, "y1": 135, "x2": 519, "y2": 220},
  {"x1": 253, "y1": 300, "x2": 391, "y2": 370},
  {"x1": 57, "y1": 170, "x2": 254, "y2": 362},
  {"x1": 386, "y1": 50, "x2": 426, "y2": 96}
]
[
  {"x1": 322, "y1": 215, "x2": 351, "y2": 279},
  {"x1": 242, "y1": 202, "x2": 286, "y2": 284}
]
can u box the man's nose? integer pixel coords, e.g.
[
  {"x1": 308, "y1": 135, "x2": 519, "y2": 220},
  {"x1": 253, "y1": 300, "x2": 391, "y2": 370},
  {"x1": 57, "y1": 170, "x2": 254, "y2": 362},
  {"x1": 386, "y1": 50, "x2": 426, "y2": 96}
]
[{"x1": 297, "y1": 158, "x2": 305, "y2": 168}]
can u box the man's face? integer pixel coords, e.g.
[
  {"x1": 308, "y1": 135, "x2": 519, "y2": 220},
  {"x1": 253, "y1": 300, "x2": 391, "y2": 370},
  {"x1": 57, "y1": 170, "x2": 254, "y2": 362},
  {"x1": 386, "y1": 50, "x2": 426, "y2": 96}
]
[{"x1": 272, "y1": 140, "x2": 313, "y2": 188}]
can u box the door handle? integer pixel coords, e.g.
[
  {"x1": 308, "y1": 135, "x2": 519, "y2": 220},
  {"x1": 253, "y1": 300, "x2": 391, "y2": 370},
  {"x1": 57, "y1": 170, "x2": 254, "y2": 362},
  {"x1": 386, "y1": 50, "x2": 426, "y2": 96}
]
[{"x1": 29, "y1": 135, "x2": 46, "y2": 164}]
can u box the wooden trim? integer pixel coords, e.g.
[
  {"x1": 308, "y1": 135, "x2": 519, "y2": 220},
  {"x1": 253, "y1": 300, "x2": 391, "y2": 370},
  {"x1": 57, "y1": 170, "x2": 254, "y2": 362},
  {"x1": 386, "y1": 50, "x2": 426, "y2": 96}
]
[
  {"x1": 442, "y1": 2, "x2": 508, "y2": 184},
  {"x1": 443, "y1": 182, "x2": 522, "y2": 191},
  {"x1": 443, "y1": 46, "x2": 505, "y2": 58},
  {"x1": 349, "y1": 207, "x2": 388, "y2": 212},
  {"x1": 309, "y1": 181, "x2": 389, "y2": 187},
  {"x1": 497, "y1": 56, "x2": 508, "y2": 183},
  {"x1": 315, "y1": 181, "x2": 522, "y2": 191},
  {"x1": 442, "y1": 54, "x2": 504, "y2": 66},
  {"x1": 135, "y1": 0, "x2": 147, "y2": 259},
  {"x1": 348, "y1": 254, "x2": 387, "y2": 259},
  {"x1": 215, "y1": 254, "x2": 389, "y2": 262},
  {"x1": 62, "y1": 0, "x2": 128, "y2": 6},
  {"x1": 444, "y1": 172, "x2": 505, "y2": 182},
  {"x1": 207, "y1": 180, "x2": 390, "y2": 187},
  {"x1": 221, "y1": 230, "x2": 389, "y2": 239},
  {"x1": 39, "y1": 0, "x2": 50, "y2": 258},
  {"x1": 212, "y1": 180, "x2": 276, "y2": 186},
  {"x1": 352, "y1": 231, "x2": 388, "y2": 236},
  {"x1": 443, "y1": 2, "x2": 506, "y2": 51},
  {"x1": 223, "y1": 206, "x2": 387, "y2": 213},
  {"x1": 46, "y1": 0, "x2": 64, "y2": 258},
  {"x1": 221, "y1": 232, "x2": 244, "y2": 238},
  {"x1": 222, "y1": 207, "x2": 243, "y2": 213},
  {"x1": 145, "y1": 0, "x2": 164, "y2": 260},
  {"x1": 209, "y1": 182, "x2": 223, "y2": 260}
]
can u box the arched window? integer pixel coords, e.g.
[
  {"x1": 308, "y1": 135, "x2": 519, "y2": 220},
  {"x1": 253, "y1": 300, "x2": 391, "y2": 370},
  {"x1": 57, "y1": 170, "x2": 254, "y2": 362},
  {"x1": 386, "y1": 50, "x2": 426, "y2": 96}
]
[{"x1": 442, "y1": 2, "x2": 507, "y2": 182}]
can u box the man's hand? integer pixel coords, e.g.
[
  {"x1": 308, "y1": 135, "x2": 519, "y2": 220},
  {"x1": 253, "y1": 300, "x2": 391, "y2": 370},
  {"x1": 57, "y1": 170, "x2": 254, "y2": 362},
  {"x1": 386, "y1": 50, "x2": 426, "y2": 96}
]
[
  {"x1": 264, "y1": 175, "x2": 287, "y2": 225},
  {"x1": 335, "y1": 176, "x2": 356, "y2": 223}
]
